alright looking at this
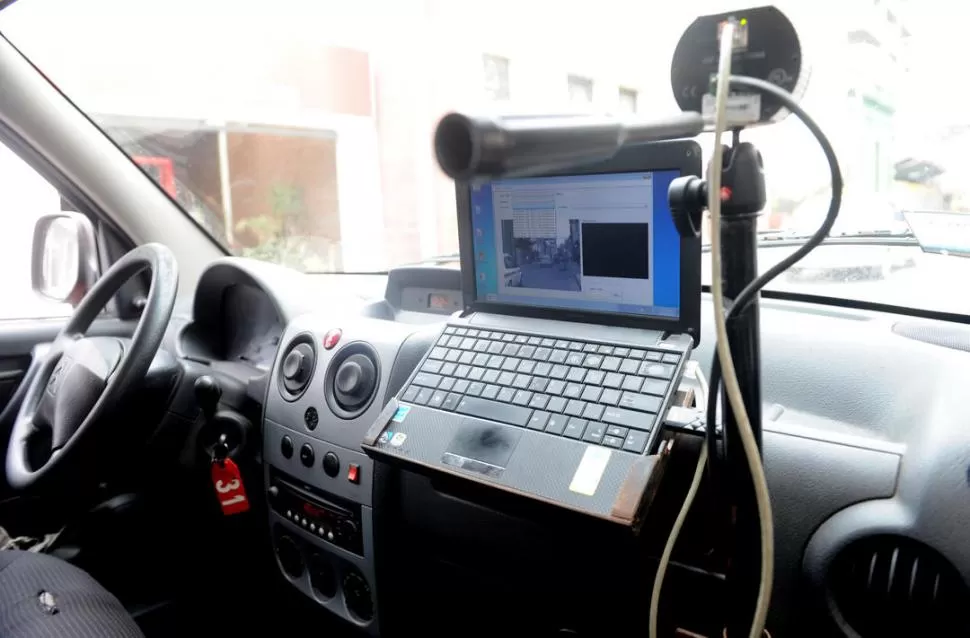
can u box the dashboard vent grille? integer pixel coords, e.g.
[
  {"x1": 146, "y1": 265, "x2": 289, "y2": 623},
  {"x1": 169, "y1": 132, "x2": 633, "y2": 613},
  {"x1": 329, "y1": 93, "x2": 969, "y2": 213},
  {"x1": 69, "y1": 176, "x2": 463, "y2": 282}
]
[
  {"x1": 892, "y1": 320, "x2": 970, "y2": 353},
  {"x1": 324, "y1": 342, "x2": 380, "y2": 420},
  {"x1": 828, "y1": 535, "x2": 968, "y2": 637}
]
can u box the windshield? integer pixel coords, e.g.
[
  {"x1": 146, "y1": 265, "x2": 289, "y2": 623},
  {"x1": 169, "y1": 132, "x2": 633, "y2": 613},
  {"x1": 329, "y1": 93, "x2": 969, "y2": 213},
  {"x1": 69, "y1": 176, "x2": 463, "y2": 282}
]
[{"x1": 2, "y1": 0, "x2": 968, "y2": 310}]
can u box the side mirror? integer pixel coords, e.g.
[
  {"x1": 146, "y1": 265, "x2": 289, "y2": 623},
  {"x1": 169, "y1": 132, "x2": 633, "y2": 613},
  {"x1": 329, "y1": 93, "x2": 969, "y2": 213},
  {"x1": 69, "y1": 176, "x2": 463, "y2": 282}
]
[{"x1": 31, "y1": 212, "x2": 98, "y2": 304}]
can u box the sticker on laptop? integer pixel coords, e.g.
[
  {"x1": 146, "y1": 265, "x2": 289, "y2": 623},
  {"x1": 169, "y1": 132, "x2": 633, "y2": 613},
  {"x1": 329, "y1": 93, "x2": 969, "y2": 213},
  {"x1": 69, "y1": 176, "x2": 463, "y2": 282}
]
[
  {"x1": 390, "y1": 432, "x2": 408, "y2": 447},
  {"x1": 569, "y1": 446, "x2": 612, "y2": 496},
  {"x1": 391, "y1": 405, "x2": 411, "y2": 423}
]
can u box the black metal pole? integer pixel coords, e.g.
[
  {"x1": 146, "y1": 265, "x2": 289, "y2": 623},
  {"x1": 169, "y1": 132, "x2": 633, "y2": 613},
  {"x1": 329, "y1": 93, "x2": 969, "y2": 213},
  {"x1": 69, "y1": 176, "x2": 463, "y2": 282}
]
[
  {"x1": 433, "y1": 111, "x2": 705, "y2": 180},
  {"x1": 715, "y1": 141, "x2": 766, "y2": 637}
]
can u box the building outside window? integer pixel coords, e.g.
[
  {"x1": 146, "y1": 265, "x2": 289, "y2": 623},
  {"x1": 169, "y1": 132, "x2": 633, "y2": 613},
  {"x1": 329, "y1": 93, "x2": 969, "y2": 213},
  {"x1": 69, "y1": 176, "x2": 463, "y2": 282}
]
[
  {"x1": 7, "y1": 0, "x2": 958, "y2": 287},
  {"x1": 618, "y1": 87, "x2": 638, "y2": 113},
  {"x1": 567, "y1": 74, "x2": 593, "y2": 104},
  {"x1": 483, "y1": 54, "x2": 510, "y2": 101}
]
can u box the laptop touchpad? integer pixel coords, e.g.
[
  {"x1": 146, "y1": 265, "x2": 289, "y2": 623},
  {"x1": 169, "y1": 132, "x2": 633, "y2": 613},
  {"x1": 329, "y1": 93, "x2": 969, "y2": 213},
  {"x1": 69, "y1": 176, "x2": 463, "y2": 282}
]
[{"x1": 443, "y1": 423, "x2": 521, "y2": 476}]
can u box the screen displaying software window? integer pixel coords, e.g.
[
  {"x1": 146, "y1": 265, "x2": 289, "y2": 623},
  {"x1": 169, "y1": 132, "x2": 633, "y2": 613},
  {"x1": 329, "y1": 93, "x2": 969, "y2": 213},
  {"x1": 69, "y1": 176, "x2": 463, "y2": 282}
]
[{"x1": 470, "y1": 170, "x2": 681, "y2": 318}]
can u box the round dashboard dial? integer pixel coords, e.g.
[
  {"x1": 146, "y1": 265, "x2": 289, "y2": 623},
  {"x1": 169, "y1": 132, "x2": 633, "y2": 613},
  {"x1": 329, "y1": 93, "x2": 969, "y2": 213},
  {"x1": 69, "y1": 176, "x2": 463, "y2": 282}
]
[{"x1": 342, "y1": 569, "x2": 374, "y2": 621}]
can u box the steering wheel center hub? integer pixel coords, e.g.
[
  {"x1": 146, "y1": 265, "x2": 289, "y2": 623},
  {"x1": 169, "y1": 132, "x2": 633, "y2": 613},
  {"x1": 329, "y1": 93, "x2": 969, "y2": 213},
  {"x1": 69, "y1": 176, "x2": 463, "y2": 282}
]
[{"x1": 38, "y1": 338, "x2": 123, "y2": 450}]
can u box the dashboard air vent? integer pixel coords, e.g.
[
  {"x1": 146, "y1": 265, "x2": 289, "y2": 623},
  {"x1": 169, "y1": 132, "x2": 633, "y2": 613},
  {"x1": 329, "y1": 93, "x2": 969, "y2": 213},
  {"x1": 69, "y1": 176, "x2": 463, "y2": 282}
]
[
  {"x1": 892, "y1": 321, "x2": 970, "y2": 353},
  {"x1": 278, "y1": 335, "x2": 316, "y2": 400},
  {"x1": 324, "y1": 342, "x2": 380, "y2": 420},
  {"x1": 827, "y1": 535, "x2": 968, "y2": 637}
]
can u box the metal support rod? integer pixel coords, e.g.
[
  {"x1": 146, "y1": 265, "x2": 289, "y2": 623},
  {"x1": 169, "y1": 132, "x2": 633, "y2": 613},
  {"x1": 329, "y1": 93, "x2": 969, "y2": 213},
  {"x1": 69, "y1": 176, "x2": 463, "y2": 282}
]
[
  {"x1": 721, "y1": 211, "x2": 763, "y2": 636},
  {"x1": 715, "y1": 141, "x2": 765, "y2": 637},
  {"x1": 670, "y1": 135, "x2": 769, "y2": 636}
]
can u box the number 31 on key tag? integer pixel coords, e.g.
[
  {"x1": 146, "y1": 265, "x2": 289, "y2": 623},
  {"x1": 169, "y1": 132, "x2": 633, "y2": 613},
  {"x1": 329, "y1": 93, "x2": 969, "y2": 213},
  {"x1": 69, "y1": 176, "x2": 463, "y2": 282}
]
[{"x1": 211, "y1": 457, "x2": 250, "y2": 515}]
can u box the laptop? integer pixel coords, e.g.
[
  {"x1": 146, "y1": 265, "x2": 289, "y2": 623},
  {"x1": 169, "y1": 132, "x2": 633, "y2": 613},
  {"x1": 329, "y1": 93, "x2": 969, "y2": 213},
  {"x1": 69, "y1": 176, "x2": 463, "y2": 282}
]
[{"x1": 363, "y1": 140, "x2": 702, "y2": 527}]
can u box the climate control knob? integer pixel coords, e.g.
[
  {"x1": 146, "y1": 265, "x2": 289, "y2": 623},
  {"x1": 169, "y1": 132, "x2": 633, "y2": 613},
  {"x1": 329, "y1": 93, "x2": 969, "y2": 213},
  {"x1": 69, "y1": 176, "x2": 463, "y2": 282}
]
[
  {"x1": 282, "y1": 349, "x2": 307, "y2": 381},
  {"x1": 280, "y1": 341, "x2": 315, "y2": 396},
  {"x1": 342, "y1": 569, "x2": 373, "y2": 621},
  {"x1": 308, "y1": 553, "x2": 337, "y2": 599},
  {"x1": 273, "y1": 529, "x2": 304, "y2": 579},
  {"x1": 334, "y1": 354, "x2": 376, "y2": 410},
  {"x1": 337, "y1": 518, "x2": 359, "y2": 538}
]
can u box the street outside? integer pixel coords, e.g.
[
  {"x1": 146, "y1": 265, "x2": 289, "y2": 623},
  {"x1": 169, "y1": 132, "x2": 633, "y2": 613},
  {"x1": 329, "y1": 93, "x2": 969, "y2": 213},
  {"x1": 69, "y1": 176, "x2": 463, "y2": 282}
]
[
  {"x1": 1, "y1": 145, "x2": 72, "y2": 320},
  {"x1": 704, "y1": 245, "x2": 970, "y2": 317},
  {"x1": 519, "y1": 260, "x2": 581, "y2": 292}
]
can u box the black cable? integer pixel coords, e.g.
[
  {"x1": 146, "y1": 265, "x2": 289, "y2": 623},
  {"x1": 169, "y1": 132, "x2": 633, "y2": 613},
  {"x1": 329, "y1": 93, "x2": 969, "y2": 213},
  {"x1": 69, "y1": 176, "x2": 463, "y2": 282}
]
[{"x1": 705, "y1": 75, "x2": 844, "y2": 479}]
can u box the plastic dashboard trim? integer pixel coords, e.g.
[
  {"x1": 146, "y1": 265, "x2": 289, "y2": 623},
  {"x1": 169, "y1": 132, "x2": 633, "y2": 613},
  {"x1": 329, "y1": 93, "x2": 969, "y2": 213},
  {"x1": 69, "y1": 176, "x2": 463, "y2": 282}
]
[{"x1": 203, "y1": 256, "x2": 969, "y2": 637}]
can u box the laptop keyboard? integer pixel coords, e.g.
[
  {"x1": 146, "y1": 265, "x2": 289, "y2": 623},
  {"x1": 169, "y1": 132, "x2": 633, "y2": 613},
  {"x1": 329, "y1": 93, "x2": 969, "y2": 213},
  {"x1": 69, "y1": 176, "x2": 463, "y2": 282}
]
[{"x1": 398, "y1": 326, "x2": 683, "y2": 454}]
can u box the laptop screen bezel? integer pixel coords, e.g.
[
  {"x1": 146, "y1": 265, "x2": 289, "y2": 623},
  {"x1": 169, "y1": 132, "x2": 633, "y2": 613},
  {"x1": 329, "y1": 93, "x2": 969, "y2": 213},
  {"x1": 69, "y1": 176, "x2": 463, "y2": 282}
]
[{"x1": 456, "y1": 139, "x2": 702, "y2": 343}]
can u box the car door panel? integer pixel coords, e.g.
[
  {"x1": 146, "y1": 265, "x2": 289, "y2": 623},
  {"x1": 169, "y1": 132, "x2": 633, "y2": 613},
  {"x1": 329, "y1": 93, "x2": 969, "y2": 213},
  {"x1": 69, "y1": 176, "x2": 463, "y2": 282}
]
[{"x1": 0, "y1": 357, "x2": 29, "y2": 409}]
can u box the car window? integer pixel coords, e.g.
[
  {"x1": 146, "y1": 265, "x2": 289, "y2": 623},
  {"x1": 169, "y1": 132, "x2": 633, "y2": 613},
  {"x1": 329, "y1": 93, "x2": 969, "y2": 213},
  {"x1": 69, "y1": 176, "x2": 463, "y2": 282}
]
[
  {"x1": 0, "y1": 143, "x2": 73, "y2": 320},
  {"x1": 1, "y1": 0, "x2": 967, "y2": 316}
]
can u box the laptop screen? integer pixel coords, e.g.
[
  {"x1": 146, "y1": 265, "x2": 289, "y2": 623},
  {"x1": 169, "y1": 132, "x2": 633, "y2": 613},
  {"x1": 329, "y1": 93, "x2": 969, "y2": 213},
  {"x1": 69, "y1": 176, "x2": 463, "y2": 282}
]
[{"x1": 469, "y1": 170, "x2": 682, "y2": 319}]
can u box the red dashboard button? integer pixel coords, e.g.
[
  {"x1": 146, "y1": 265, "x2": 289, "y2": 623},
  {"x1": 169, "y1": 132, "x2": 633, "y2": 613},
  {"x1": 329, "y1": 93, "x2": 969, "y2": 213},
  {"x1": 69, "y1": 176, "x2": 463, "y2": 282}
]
[
  {"x1": 323, "y1": 329, "x2": 342, "y2": 350},
  {"x1": 347, "y1": 464, "x2": 359, "y2": 484}
]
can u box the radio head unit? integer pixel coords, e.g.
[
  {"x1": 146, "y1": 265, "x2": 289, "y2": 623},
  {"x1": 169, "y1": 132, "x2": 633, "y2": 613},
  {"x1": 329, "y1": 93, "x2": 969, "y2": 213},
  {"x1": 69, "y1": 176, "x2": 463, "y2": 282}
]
[{"x1": 269, "y1": 470, "x2": 364, "y2": 556}]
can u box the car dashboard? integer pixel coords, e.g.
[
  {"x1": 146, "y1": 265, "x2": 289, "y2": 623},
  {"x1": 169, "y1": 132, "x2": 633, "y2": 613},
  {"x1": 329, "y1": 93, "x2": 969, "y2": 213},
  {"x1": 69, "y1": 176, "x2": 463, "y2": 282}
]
[{"x1": 170, "y1": 256, "x2": 970, "y2": 638}]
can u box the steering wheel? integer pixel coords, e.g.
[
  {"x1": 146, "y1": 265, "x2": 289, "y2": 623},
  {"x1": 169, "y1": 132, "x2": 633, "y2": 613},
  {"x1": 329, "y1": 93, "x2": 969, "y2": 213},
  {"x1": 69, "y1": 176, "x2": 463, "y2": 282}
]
[{"x1": 5, "y1": 243, "x2": 178, "y2": 490}]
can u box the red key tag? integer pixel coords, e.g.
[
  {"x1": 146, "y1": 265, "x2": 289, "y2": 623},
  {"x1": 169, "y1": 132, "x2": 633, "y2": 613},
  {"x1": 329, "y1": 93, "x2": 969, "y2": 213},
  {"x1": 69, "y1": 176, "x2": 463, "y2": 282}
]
[{"x1": 211, "y1": 457, "x2": 250, "y2": 515}]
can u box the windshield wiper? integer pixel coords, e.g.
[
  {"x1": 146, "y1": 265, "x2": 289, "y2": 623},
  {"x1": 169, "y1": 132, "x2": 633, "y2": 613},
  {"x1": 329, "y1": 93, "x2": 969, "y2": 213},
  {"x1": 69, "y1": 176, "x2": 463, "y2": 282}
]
[
  {"x1": 703, "y1": 229, "x2": 917, "y2": 252},
  {"x1": 753, "y1": 229, "x2": 802, "y2": 241},
  {"x1": 412, "y1": 253, "x2": 461, "y2": 265},
  {"x1": 827, "y1": 229, "x2": 914, "y2": 239}
]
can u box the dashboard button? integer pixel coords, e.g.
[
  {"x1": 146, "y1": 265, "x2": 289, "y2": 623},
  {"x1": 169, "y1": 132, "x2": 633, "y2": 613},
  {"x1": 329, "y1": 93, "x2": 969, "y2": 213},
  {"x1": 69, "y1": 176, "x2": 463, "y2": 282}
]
[
  {"x1": 323, "y1": 328, "x2": 342, "y2": 350},
  {"x1": 347, "y1": 463, "x2": 360, "y2": 484},
  {"x1": 323, "y1": 451, "x2": 340, "y2": 477},
  {"x1": 300, "y1": 443, "x2": 315, "y2": 467},
  {"x1": 281, "y1": 436, "x2": 294, "y2": 459}
]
